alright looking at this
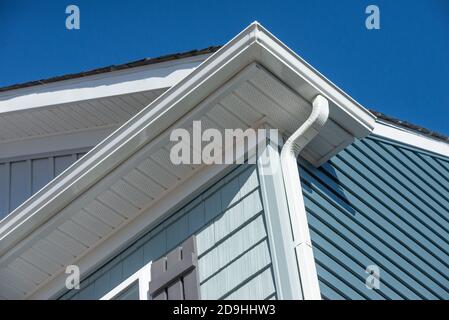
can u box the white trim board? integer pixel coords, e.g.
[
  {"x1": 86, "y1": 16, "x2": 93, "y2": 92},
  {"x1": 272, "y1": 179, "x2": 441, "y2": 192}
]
[
  {"x1": 100, "y1": 261, "x2": 152, "y2": 300},
  {"x1": 0, "y1": 55, "x2": 209, "y2": 113},
  {"x1": 257, "y1": 142, "x2": 303, "y2": 299},
  {"x1": 372, "y1": 121, "x2": 449, "y2": 159}
]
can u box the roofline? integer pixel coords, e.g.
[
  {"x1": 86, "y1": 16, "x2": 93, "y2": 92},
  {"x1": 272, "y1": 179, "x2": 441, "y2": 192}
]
[
  {"x1": 2, "y1": 40, "x2": 446, "y2": 143},
  {"x1": 0, "y1": 21, "x2": 375, "y2": 258},
  {"x1": 0, "y1": 54, "x2": 211, "y2": 115},
  {"x1": 372, "y1": 121, "x2": 449, "y2": 158},
  {"x1": 370, "y1": 110, "x2": 449, "y2": 144},
  {"x1": 254, "y1": 22, "x2": 375, "y2": 136},
  {"x1": 0, "y1": 46, "x2": 221, "y2": 93}
]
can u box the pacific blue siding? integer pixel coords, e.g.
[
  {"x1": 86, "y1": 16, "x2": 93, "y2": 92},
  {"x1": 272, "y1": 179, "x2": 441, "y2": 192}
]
[
  {"x1": 300, "y1": 136, "x2": 449, "y2": 300},
  {"x1": 0, "y1": 150, "x2": 88, "y2": 219},
  {"x1": 59, "y1": 165, "x2": 277, "y2": 300}
]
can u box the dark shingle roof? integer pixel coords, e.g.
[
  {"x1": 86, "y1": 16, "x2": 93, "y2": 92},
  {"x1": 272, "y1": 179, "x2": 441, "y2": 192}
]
[
  {"x1": 0, "y1": 46, "x2": 447, "y2": 143},
  {"x1": 370, "y1": 110, "x2": 449, "y2": 143}
]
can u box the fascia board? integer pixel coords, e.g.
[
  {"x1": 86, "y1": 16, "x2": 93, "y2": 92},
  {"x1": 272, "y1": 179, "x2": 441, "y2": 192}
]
[
  {"x1": 251, "y1": 23, "x2": 376, "y2": 138},
  {"x1": 372, "y1": 121, "x2": 449, "y2": 158},
  {"x1": 0, "y1": 55, "x2": 208, "y2": 113}
]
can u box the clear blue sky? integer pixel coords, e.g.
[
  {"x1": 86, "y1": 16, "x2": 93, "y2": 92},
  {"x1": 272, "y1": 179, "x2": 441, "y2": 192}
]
[{"x1": 1, "y1": 0, "x2": 448, "y2": 135}]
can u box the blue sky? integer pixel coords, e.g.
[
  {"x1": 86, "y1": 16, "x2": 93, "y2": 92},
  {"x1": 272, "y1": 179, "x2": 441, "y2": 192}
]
[{"x1": 1, "y1": 0, "x2": 448, "y2": 135}]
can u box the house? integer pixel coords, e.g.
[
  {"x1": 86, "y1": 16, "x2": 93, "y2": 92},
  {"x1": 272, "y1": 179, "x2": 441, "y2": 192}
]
[{"x1": 0, "y1": 22, "x2": 448, "y2": 300}]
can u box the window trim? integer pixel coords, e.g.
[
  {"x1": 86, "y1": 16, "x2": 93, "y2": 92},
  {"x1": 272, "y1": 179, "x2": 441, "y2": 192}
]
[{"x1": 100, "y1": 261, "x2": 152, "y2": 300}]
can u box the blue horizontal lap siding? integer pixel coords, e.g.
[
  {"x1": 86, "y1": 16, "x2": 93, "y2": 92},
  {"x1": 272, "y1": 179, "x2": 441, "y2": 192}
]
[
  {"x1": 300, "y1": 136, "x2": 449, "y2": 300},
  {"x1": 60, "y1": 165, "x2": 277, "y2": 300}
]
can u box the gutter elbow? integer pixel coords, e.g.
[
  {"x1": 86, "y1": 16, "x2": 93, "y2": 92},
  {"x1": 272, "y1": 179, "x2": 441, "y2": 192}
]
[{"x1": 281, "y1": 95, "x2": 329, "y2": 159}]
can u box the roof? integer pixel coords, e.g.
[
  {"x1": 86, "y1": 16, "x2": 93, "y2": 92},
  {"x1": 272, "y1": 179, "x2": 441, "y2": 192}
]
[
  {"x1": 0, "y1": 22, "x2": 376, "y2": 299},
  {"x1": 0, "y1": 41, "x2": 447, "y2": 144},
  {"x1": 0, "y1": 46, "x2": 221, "y2": 93},
  {"x1": 370, "y1": 110, "x2": 449, "y2": 143}
]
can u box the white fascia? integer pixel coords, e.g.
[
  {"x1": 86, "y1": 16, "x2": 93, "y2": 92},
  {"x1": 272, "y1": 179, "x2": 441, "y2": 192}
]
[
  {"x1": 372, "y1": 121, "x2": 449, "y2": 158},
  {"x1": 253, "y1": 25, "x2": 375, "y2": 138},
  {"x1": 0, "y1": 54, "x2": 208, "y2": 113}
]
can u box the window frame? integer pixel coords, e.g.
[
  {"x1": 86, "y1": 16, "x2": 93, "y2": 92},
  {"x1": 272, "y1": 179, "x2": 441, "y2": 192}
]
[{"x1": 100, "y1": 261, "x2": 152, "y2": 300}]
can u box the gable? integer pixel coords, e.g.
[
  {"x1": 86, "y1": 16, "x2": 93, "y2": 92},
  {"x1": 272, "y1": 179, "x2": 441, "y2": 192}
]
[{"x1": 0, "y1": 22, "x2": 376, "y2": 299}]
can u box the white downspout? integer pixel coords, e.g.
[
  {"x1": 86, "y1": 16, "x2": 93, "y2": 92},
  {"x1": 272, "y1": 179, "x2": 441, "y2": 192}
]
[{"x1": 280, "y1": 94, "x2": 329, "y2": 300}]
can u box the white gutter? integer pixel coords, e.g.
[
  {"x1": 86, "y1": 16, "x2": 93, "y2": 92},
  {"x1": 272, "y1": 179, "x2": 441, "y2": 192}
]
[{"x1": 280, "y1": 94, "x2": 329, "y2": 300}]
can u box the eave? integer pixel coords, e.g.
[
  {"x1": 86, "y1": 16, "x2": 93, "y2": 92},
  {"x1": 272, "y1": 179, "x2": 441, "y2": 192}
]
[{"x1": 0, "y1": 22, "x2": 376, "y2": 299}]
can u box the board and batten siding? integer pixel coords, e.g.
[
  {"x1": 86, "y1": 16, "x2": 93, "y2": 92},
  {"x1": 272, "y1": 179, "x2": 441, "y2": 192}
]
[
  {"x1": 300, "y1": 136, "x2": 449, "y2": 300},
  {"x1": 0, "y1": 150, "x2": 88, "y2": 219},
  {"x1": 59, "y1": 165, "x2": 277, "y2": 300}
]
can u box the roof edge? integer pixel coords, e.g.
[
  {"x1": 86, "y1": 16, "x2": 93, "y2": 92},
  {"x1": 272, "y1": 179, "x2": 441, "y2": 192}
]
[
  {"x1": 371, "y1": 110, "x2": 449, "y2": 144},
  {"x1": 0, "y1": 46, "x2": 221, "y2": 93},
  {"x1": 0, "y1": 21, "x2": 376, "y2": 261},
  {"x1": 251, "y1": 22, "x2": 376, "y2": 137},
  {"x1": 0, "y1": 22, "x2": 260, "y2": 256}
]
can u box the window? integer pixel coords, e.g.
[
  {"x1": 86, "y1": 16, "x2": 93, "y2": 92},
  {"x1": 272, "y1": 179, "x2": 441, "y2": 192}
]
[
  {"x1": 101, "y1": 236, "x2": 200, "y2": 300},
  {"x1": 101, "y1": 262, "x2": 151, "y2": 300}
]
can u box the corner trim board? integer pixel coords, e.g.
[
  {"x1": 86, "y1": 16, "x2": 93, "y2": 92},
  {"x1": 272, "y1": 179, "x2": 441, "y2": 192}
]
[{"x1": 257, "y1": 141, "x2": 303, "y2": 300}]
